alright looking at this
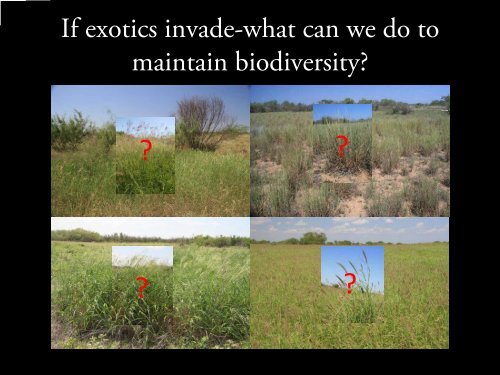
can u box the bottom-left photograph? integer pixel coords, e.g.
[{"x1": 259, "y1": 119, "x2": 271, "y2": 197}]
[{"x1": 51, "y1": 217, "x2": 250, "y2": 349}]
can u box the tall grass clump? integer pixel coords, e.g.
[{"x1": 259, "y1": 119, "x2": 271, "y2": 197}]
[
  {"x1": 314, "y1": 121, "x2": 372, "y2": 174},
  {"x1": 52, "y1": 241, "x2": 250, "y2": 348},
  {"x1": 267, "y1": 171, "x2": 293, "y2": 216},
  {"x1": 404, "y1": 176, "x2": 444, "y2": 216},
  {"x1": 367, "y1": 189, "x2": 406, "y2": 217},
  {"x1": 300, "y1": 184, "x2": 336, "y2": 216},
  {"x1": 334, "y1": 250, "x2": 383, "y2": 323},
  {"x1": 174, "y1": 245, "x2": 250, "y2": 347},
  {"x1": 115, "y1": 134, "x2": 175, "y2": 194}
]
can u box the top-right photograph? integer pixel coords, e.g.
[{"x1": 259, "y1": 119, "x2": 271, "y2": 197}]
[{"x1": 250, "y1": 85, "x2": 450, "y2": 217}]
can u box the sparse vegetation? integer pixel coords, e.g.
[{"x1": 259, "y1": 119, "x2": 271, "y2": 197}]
[{"x1": 251, "y1": 105, "x2": 450, "y2": 217}]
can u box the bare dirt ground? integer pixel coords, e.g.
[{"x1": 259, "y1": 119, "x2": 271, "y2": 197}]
[
  {"x1": 253, "y1": 150, "x2": 449, "y2": 217},
  {"x1": 256, "y1": 158, "x2": 283, "y2": 175}
]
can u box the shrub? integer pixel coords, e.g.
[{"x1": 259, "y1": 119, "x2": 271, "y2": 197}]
[
  {"x1": 391, "y1": 103, "x2": 413, "y2": 115},
  {"x1": 51, "y1": 110, "x2": 93, "y2": 151},
  {"x1": 300, "y1": 231, "x2": 327, "y2": 245},
  {"x1": 176, "y1": 96, "x2": 234, "y2": 151},
  {"x1": 96, "y1": 122, "x2": 116, "y2": 153}
]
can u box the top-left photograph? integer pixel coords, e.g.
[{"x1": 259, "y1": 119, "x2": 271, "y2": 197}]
[{"x1": 51, "y1": 85, "x2": 250, "y2": 217}]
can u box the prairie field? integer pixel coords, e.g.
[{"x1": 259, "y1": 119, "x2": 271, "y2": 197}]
[
  {"x1": 250, "y1": 243, "x2": 449, "y2": 348},
  {"x1": 250, "y1": 108, "x2": 450, "y2": 217},
  {"x1": 51, "y1": 241, "x2": 250, "y2": 349},
  {"x1": 51, "y1": 133, "x2": 249, "y2": 216}
]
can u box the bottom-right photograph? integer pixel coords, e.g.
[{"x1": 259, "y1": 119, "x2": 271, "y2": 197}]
[{"x1": 250, "y1": 217, "x2": 449, "y2": 349}]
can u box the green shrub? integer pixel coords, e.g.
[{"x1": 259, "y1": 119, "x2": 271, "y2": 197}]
[{"x1": 51, "y1": 110, "x2": 93, "y2": 151}]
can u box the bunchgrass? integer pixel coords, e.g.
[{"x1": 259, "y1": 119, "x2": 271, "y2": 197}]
[
  {"x1": 333, "y1": 250, "x2": 383, "y2": 323},
  {"x1": 313, "y1": 121, "x2": 372, "y2": 174}
]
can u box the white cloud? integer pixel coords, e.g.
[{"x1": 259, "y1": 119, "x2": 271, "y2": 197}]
[
  {"x1": 268, "y1": 226, "x2": 278, "y2": 232},
  {"x1": 352, "y1": 219, "x2": 368, "y2": 225},
  {"x1": 295, "y1": 220, "x2": 307, "y2": 226},
  {"x1": 385, "y1": 218, "x2": 394, "y2": 224},
  {"x1": 252, "y1": 218, "x2": 271, "y2": 225},
  {"x1": 425, "y1": 225, "x2": 448, "y2": 234},
  {"x1": 416, "y1": 222, "x2": 424, "y2": 228}
]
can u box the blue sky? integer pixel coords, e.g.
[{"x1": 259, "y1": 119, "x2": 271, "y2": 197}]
[
  {"x1": 251, "y1": 218, "x2": 449, "y2": 243},
  {"x1": 250, "y1": 85, "x2": 450, "y2": 104},
  {"x1": 321, "y1": 246, "x2": 384, "y2": 293},
  {"x1": 313, "y1": 104, "x2": 372, "y2": 121},
  {"x1": 116, "y1": 117, "x2": 175, "y2": 137},
  {"x1": 51, "y1": 217, "x2": 250, "y2": 238},
  {"x1": 51, "y1": 85, "x2": 250, "y2": 127},
  {"x1": 112, "y1": 246, "x2": 173, "y2": 267}
]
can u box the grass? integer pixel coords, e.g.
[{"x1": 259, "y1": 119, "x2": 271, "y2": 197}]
[
  {"x1": 331, "y1": 249, "x2": 383, "y2": 323},
  {"x1": 404, "y1": 176, "x2": 448, "y2": 216},
  {"x1": 313, "y1": 121, "x2": 372, "y2": 174},
  {"x1": 51, "y1": 241, "x2": 249, "y2": 349},
  {"x1": 51, "y1": 133, "x2": 249, "y2": 216},
  {"x1": 251, "y1": 108, "x2": 450, "y2": 217},
  {"x1": 250, "y1": 243, "x2": 449, "y2": 348},
  {"x1": 116, "y1": 135, "x2": 175, "y2": 194},
  {"x1": 372, "y1": 109, "x2": 450, "y2": 172}
]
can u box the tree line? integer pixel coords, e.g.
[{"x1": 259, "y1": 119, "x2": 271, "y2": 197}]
[
  {"x1": 51, "y1": 229, "x2": 250, "y2": 248},
  {"x1": 250, "y1": 96, "x2": 450, "y2": 114},
  {"x1": 250, "y1": 231, "x2": 411, "y2": 245}
]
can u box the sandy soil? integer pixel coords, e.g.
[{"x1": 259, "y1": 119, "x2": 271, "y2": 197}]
[{"x1": 253, "y1": 150, "x2": 449, "y2": 217}]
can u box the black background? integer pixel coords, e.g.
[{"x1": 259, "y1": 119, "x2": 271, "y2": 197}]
[{"x1": 0, "y1": 0, "x2": 471, "y2": 357}]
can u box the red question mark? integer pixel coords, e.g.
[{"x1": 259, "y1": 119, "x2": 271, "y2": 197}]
[
  {"x1": 140, "y1": 139, "x2": 152, "y2": 160},
  {"x1": 136, "y1": 276, "x2": 149, "y2": 299},
  {"x1": 336, "y1": 135, "x2": 349, "y2": 157},
  {"x1": 345, "y1": 273, "x2": 356, "y2": 294}
]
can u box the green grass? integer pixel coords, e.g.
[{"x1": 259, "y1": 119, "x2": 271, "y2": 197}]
[
  {"x1": 372, "y1": 108, "x2": 450, "y2": 173},
  {"x1": 175, "y1": 150, "x2": 250, "y2": 216},
  {"x1": 250, "y1": 112, "x2": 312, "y2": 216},
  {"x1": 174, "y1": 245, "x2": 250, "y2": 346},
  {"x1": 250, "y1": 243, "x2": 448, "y2": 348},
  {"x1": 51, "y1": 134, "x2": 249, "y2": 216},
  {"x1": 51, "y1": 241, "x2": 249, "y2": 349},
  {"x1": 116, "y1": 135, "x2": 175, "y2": 194}
]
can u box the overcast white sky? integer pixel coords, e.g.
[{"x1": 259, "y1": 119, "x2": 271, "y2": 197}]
[
  {"x1": 112, "y1": 246, "x2": 173, "y2": 267},
  {"x1": 251, "y1": 217, "x2": 449, "y2": 243},
  {"x1": 51, "y1": 217, "x2": 250, "y2": 238}
]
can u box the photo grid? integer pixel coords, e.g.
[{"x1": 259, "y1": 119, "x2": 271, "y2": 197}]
[{"x1": 51, "y1": 85, "x2": 450, "y2": 348}]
